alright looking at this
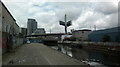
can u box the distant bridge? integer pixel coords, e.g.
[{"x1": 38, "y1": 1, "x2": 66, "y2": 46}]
[{"x1": 25, "y1": 33, "x2": 71, "y2": 37}]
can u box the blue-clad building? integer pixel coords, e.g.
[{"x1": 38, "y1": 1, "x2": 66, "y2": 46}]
[{"x1": 88, "y1": 27, "x2": 120, "y2": 42}]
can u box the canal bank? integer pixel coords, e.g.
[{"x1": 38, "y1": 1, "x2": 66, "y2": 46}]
[{"x1": 3, "y1": 43, "x2": 88, "y2": 66}]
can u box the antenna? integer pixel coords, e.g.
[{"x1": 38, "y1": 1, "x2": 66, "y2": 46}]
[
  {"x1": 50, "y1": 28, "x2": 51, "y2": 33},
  {"x1": 94, "y1": 25, "x2": 96, "y2": 31}
]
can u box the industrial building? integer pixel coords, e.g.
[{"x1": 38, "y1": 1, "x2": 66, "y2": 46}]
[
  {"x1": 72, "y1": 29, "x2": 92, "y2": 41},
  {"x1": 1, "y1": 1, "x2": 23, "y2": 53},
  {"x1": 88, "y1": 27, "x2": 120, "y2": 42},
  {"x1": 34, "y1": 28, "x2": 46, "y2": 35},
  {"x1": 0, "y1": 1, "x2": 2, "y2": 55},
  {"x1": 27, "y1": 19, "x2": 37, "y2": 35}
]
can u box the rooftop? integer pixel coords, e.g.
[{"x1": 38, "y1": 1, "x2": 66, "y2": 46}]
[{"x1": 73, "y1": 29, "x2": 91, "y2": 32}]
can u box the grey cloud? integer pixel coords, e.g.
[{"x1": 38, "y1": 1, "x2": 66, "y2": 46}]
[
  {"x1": 92, "y1": 13, "x2": 118, "y2": 29},
  {"x1": 2, "y1": 1, "x2": 119, "y2": 33},
  {"x1": 94, "y1": 2, "x2": 118, "y2": 15},
  {"x1": 77, "y1": 9, "x2": 118, "y2": 30},
  {"x1": 103, "y1": 13, "x2": 118, "y2": 28},
  {"x1": 55, "y1": 7, "x2": 82, "y2": 21},
  {"x1": 84, "y1": 12, "x2": 104, "y2": 23},
  {"x1": 50, "y1": 24, "x2": 64, "y2": 33}
]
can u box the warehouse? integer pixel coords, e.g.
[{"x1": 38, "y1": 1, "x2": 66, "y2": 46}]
[
  {"x1": 88, "y1": 27, "x2": 120, "y2": 42},
  {"x1": 1, "y1": 1, "x2": 23, "y2": 53}
]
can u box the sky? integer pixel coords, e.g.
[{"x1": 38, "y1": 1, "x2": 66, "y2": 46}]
[{"x1": 1, "y1": 0, "x2": 119, "y2": 33}]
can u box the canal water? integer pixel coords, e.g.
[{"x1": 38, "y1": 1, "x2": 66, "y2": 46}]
[{"x1": 50, "y1": 44, "x2": 120, "y2": 67}]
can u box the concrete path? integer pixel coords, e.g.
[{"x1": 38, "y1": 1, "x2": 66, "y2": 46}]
[{"x1": 2, "y1": 43, "x2": 88, "y2": 66}]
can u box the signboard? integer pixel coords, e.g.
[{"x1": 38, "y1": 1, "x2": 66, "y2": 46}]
[
  {"x1": 59, "y1": 21, "x2": 65, "y2": 26},
  {"x1": 59, "y1": 21, "x2": 72, "y2": 27},
  {"x1": 67, "y1": 21, "x2": 72, "y2": 26}
]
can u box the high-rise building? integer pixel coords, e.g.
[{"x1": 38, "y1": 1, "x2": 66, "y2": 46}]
[{"x1": 27, "y1": 19, "x2": 37, "y2": 35}]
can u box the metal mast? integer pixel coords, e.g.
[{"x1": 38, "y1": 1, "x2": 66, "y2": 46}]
[{"x1": 65, "y1": 14, "x2": 67, "y2": 34}]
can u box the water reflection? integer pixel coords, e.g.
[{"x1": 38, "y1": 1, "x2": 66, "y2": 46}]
[
  {"x1": 71, "y1": 48, "x2": 89, "y2": 61},
  {"x1": 50, "y1": 44, "x2": 120, "y2": 67},
  {"x1": 51, "y1": 46, "x2": 72, "y2": 57}
]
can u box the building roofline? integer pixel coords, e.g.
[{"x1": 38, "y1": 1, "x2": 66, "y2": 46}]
[
  {"x1": 1, "y1": 1, "x2": 16, "y2": 21},
  {"x1": 15, "y1": 22, "x2": 19, "y2": 27},
  {"x1": 73, "y1": 29, "x2": 91, "y2": 32},
  {"x1": 92, "y1": 26, "x2": 120, "y2": 32},
  {"x1": 28, "y1": 18, "x2": 36, "y2": 21}
]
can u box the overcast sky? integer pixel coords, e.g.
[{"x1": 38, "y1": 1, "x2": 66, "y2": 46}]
[{"x1": 2, "y1": 0, "x2": 119, "y2": 33}]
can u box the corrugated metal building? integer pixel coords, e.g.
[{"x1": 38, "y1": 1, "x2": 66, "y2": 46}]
[{"x1": 88, "y1": 27, "x2": 120, "y2": 42}]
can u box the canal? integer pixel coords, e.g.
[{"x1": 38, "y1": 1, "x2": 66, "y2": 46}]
[{"x1": 50, "y1": 44, "x2": 120, "y2": 67}]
